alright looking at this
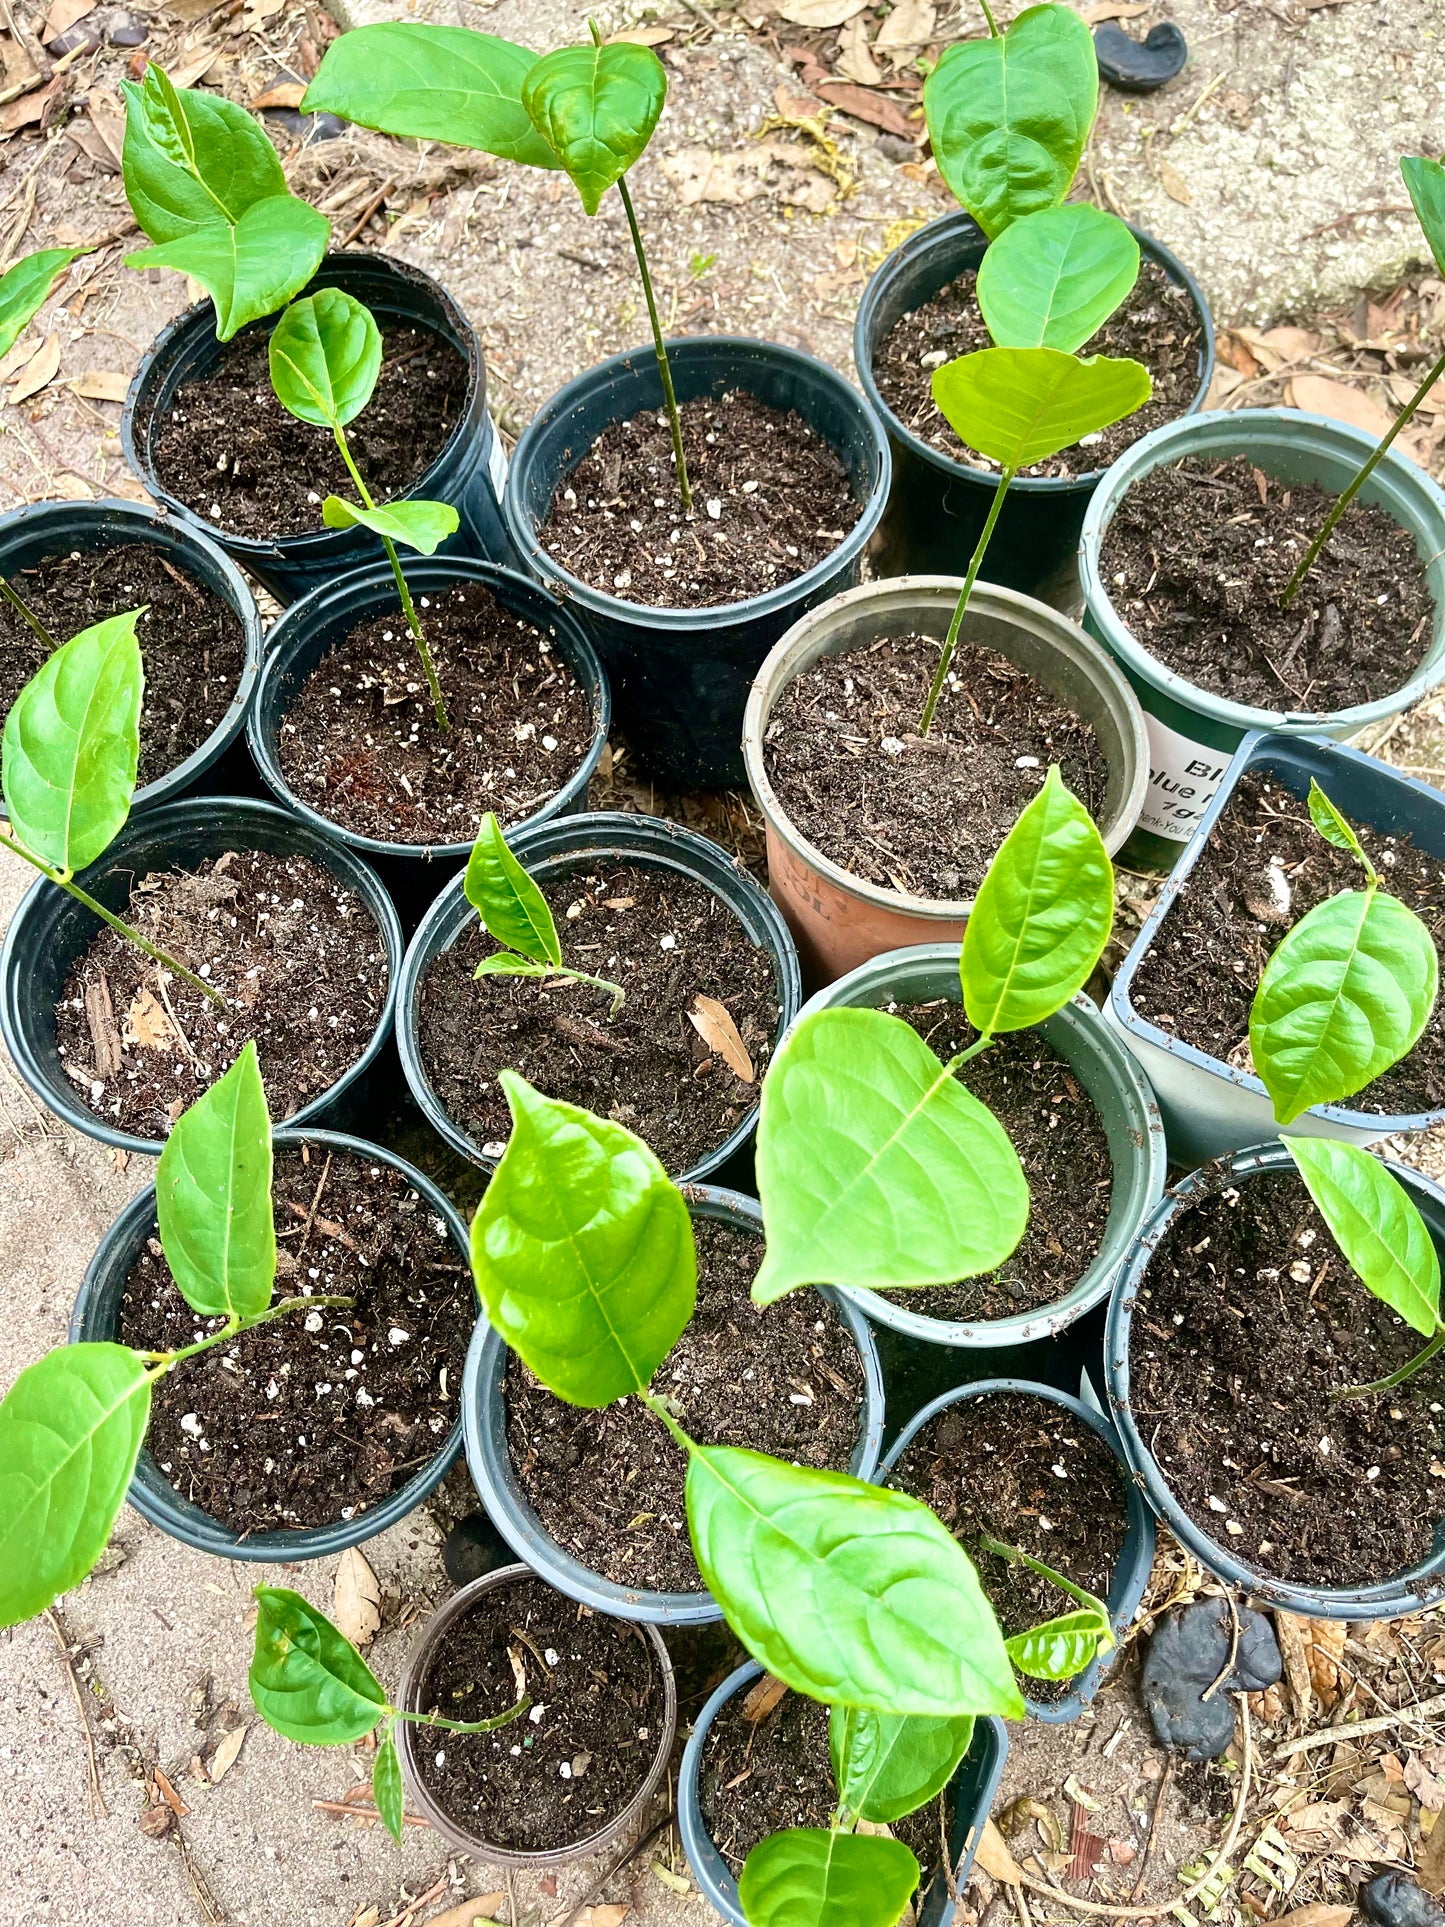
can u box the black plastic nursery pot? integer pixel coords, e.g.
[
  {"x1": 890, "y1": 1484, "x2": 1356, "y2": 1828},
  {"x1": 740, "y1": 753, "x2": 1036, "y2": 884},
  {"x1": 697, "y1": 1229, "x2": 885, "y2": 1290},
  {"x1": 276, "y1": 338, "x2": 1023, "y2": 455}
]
[
  {"x1": 0, "y1": 496, "x2": 263, "y2": 810},
  {"x1": 67, "y1": 1127, "x2": 473, "y2": 1559},
  {"x1": 502, "y1": 335, "x2": 891, "y2": 789},
  {"x1": 881, "y1": 1380, "x2": 1155, "y2": 1723},
  {"x1": 854, "y1": 211, "x2": 1215, "y2": 599},
  {"x1": 680, "y1": 1659, "x2": 1007, "y2": 1927},
  {"x1": 463, "y1": 1184, "x2": 886, "y2": 1625},
  {"x1": 1106, "y1": 1143, "x2": 1445, "y2": 1619},
  {"x1": 395, "y1": 809, "x2": 803, "y2": 1182},
  {"x1": 0, "y1": 794, "x2": 403, "y2": 1156},
  {"x1": 122, "y1": 251, "x2": 513, "y2": 605},
  {"x1": 397, "y1": 1562, "x2": 678, "y2": 1866},
  {"x1": 1107, "y1": 729, "x2": 1445, "y2": 1168}
]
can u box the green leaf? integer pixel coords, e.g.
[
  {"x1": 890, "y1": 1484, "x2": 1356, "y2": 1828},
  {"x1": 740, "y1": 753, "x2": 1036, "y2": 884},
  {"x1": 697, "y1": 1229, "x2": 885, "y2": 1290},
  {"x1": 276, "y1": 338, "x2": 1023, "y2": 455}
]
[
  {"x1": 976, "y1": 204, "x2": 1140, "y2": 353},
  {"x1": 924, "y1": 3, "x2": 1097, "y2": 238},
  {"x1": 1005, "y1": 1608, "x2": 1112, "y2": 1681},
  {"x1": 521, "y1": 40, "x2": 666, "y2": 217},
  {"x1": 752, "y1": 1008, "x2": 1028, "y2": 1304},
  {"x1": 125, "y1": 194, "x2": 329, "y2": 340},
  {"x1": 1250, "y1": 887, "x2": 1439, "y2": 1125},
  {"x1": 829, "y1": 1705, "x2": 975, "y2": 1826},
  {"x1": 3, "y1": 608, "x2": 143, "y2": 874},
  {"x1": 372, "y1": 1730, "x2": 405, "y2": 1843},
  {"x1": 1403, "y1": 156, "x2": 1445, "y2": 279},
  {"x1": 268, "y1": 288, "x2": 382, "y2": 429},
  {"x1": 0, "y1": 247, "x2": 90, "y2": 360},
  {"x1": 932, "y1": 346, "x2": 1151, "y2": 471},
  {"x1": 302, "y1": 23, "x2": 561, "y2": 171},
  {"x1": 320, "y1": 496, "x2": 460, "y2": 555},
  {"x1": 686, "y1": 1446, "x2": 1024, "y2": 1719},
  {"x1": 155, "y1": 1040, "x2": 274, "y2": 1323},
  {"x1": 1284, "y1": 1138, "x2": 1441, "y2": 1338},
  {"x1": 738, "y1": 1829, "x2": 920, "y2": 1927},
  {"x1": 469, "y1": 1074, "x2": 696, "y2": 1406},
  {"x1": 962, "y1": 764, "x2": 1113, "y2": 1034},
  {"x1": 249, "y1": 1587, "x2": 389, "y2": 1744},
  {"x1": 120, "y1": 66, "x2": 289, "y2": 243},
  {"x1": 463, "y1": 813, "x2": 562, "y2": 964},
  {"x1": 473, "y1": 953, "x2": 552, "y2": 983},
  {"x1": 0, "y1": 1344, "x2": 151, "y2": 1628},
  {"x1": 1307, "y1": 779, "x2": 1373, "y2": 873}
]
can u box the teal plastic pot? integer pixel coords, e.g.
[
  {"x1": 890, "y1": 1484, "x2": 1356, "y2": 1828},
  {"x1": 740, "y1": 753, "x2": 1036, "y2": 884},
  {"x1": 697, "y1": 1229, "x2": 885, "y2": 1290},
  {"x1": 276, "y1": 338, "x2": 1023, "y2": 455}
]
[
  {"x1": 793, "y1": 945, "x2": 1165, "y2": 1348},
  {"x1": 463, "y1": 1184, "x2": 885, "y2": 1625},
  {"x1": 679, "y1": 1659, "x2": 1007, "y2": 1927},
  {"x1": 67, "y1": 1128, "x2": 476, "y2": 1560},
  {"x1": 1106, "y1": 1142, "x2": 1445, "y2": 1618},
  {"x1": 1077, "y1": 407, "x2": 1445, "y2": 871}
]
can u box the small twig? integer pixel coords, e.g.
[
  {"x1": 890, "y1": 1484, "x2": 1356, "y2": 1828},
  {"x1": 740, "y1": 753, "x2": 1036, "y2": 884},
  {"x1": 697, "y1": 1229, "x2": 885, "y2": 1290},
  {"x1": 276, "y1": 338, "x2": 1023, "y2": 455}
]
[
  {"x1": 506, "y1": 1869, "x2": 519, "y2": 1927},
  {"x1": 1283, "y1": 1685, "x2": 1445, "y2": 1753},
  {"x1": 553, "y1": 1014, "x2": 631, "y2": 1057},
  {"x1": 296, "y1": 1153, "x2": 333, "y2": 1264},
  {"x1": 154, "y1": 968, "x2": 199, "y2": 1067},
  {"x1": 341, "y1": 176, "x2": 396, "y2": 248},
  {"x1": 378, "y1": 1875, "x2": 448, "y2": 1927},
  {"x1": 1200, "y1": 1592, "x2": 1241, "y2": 1703},
  {"x1": 311, "y1": 1797, "x2": 432, "y2": 1827},
  {"x1": 1129, "y1": 1752, "x2": 1173, "y2": 1901},
  {"x1": 551, "y1": 1809, "x2": 676, "y2": 1927},
  {"x1": 45, "y1": 1608, "x2": 107, "y2": 1821}
]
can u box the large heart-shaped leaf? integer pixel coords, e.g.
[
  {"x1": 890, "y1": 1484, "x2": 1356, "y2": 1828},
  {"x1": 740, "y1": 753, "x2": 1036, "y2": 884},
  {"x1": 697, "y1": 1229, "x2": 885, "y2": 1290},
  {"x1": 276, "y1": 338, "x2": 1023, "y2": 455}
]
[
  {"x1": 976, "y1": 204, "x2": 1140, "y2": 353},
  {"x1": 521, "y1": 40, "x2": 666, "y2": 216},
  {"x1": 155, "y1": 1040, "x2": 275, "y2": 1323},
  {"x1": 1249, "y1": 888, "x2": 1439, "y2": 1125},
  {"x1": 120, "y1": 65, "x2": 289, "y2": 243},
  {"x1": 752, "y1": 1008, "x2": 1027, "y2": 1304},
  {"x1": 1403, "y1": 156, "x2": 1445, "y2": 278},
  {"x1": 302, "y1": 23, "x2": 561, "y2": 171},
  {"x1": 0, "y1": 247, "x2": 90, "y2": 360},
  {"x1": 738, "y1": 1829, "x2": 920, "y2": 1927},
  {"x1": 320, "y1": 496, "x2": 460, "y2": 555},
  {"x1": 464, "y1": 814, "x2": 562, "y2": 964},
  {"x1": 268, "y1": 288, "x2": 382, "y2": 429},
  {"x1": 830, "y1": 1704, "x2": 975, "y2": 1826},
  {"x1": 686, "y1": 1447, "x2": 1024, "y2": 1718},
  {"x1": 126, "y1": 194, "x2": 328, "y2": 341},
  {"x1": 0, "y1": 1344, "x2": 151, "y2": 1627},
  {"x1": 924, "y1": 3, "x2": 1097, "y2": 238},
  {"x1": 1285, "y1": 1138, "x2": 1441, "y2": 1338},
  {"x1": 1005, "y1": 1608, "x2": 1111, "y2": 1681},
  {"x1": 3, "y1": 608, "x2": 143, "y2": 874},
  {"x1": 249, "y1": 1587, "x2": 389, "y2": 1744},
  {"x1": 469, "y1": 1074, "x2": 696, "y2": 1406},
  {"x1": 932, "y1": 346, "x2": 1151, "y2": 471}
]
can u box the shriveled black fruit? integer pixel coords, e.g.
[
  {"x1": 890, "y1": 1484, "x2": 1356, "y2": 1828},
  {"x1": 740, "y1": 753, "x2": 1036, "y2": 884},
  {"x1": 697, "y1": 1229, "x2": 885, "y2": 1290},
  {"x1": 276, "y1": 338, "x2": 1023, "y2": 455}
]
[
  {"x1": 1142, "y1": 1600, "x2": 1281, "y2": 1760},
  {"x1": 442, "y1": 1511, "x2": 514, "y2": 1588},
  {"x1": 1361, "y1": 1873, "x2": 1445, "y2": 1927},
  {"x1": 1094, "y1": 21, "x2": 1188, "y2": 92}
]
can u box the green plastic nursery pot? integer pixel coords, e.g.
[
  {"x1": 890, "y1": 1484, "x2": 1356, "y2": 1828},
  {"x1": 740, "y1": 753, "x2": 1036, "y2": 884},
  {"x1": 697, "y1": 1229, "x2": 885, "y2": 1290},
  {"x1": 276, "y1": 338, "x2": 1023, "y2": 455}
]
[
  {"x1": 797, "y1": 945, "x2": 1165, "y2": 1349},
  {"x1": 679, "y1": 1659, "x2": 1007, "y2": 1927},
  {"x1": 396, "y1": 1562, "x2": 677, "y2": 1866},
  {"x1": 1077, "y1": 407, "x2": 1445, "y2": 872},
  {"x1": 742, "y1": 578, "x2": 1149, "y2": 985},
  {"x1": 463, "y1": 1185, "x2": 886, "y2": 1625},
  {"x1": 67, "y1": 1128, "x2": 475, "y2": 1560},
  {"x1": 1106, "y1": 1143, "x2": 1445, "y2": 1619}
]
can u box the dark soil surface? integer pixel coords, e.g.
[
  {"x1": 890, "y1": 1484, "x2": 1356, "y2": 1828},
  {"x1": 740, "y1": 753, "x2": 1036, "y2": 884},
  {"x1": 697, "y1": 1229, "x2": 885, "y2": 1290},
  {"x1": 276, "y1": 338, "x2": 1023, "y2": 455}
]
[
  {"x1": 413, "y1": 1577, "x2": 666, "y2": 1853},
  {"x1": 416, "y1": 860, "x2": 778, "y2": 1173},
  {"x1": 1127, "y1": 1164, "x2": 1445, "y2": 1588},
  {"x1": 150, "y1": 321, "x2": 469, "y2": 539},
  {"x1": 506, "y1": 1216, "x2": 866, "y2": 1595},
  {"x1": 872, "y1": 258, "x2": 1202, "y2": 477},
  {"x1": 54, "y1": 849, "x2": 389, "y2": 1139},
  {"x1": 1130, "y1": 768, "x2": 1445, "y2": 1115},
  {"x1": 539, "y1": 390, "x2": 862, "y2": 609},
  {"x1": 115, "y1": 1145, "x2": 471, "y2": 1534},
  {"x1": 1099, "y1": 456, "x2": 1434, "y2": 711},
  {"x1": 876, "y1": 1001, "x2": 1113, "y2": 1323},
  {"x1": 762, "y1": 632, "x2": 1109, "y2": 899},
  {"x1": 274, "y1": 579, "x2": 595, "y2": 846},
  {"x1": 889, "y1": 1390, "x2": 1130, "y2": 1703},
  {"x1": 0, "y1": 541, "x2": 246, "y2": 787}
]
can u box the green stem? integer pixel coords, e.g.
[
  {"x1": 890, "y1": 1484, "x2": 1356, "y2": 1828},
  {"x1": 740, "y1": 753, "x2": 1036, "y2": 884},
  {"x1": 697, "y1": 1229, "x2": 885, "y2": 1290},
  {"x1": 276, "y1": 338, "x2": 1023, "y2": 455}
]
[
  {"x1": 946, "y1": 1033, "x2": 994, "y2": 1071},
  {"x1": 0, "y1": 576, "x2": 57, "y2": 651},
  {"x1": 391, "y1": 1694, "x2": 531, "y2": 1736},
  {"x1": 1333, "y1": 1324, "x2": 1445, "y2": 1400},
  {"x1": 616, "y1": 173, "x2": 693, "y2": 515},
  {"x1": 977, "y1": 1534, "x2": 1103, "y2": 1614},
  {"x1": 1280, "y1": 344, "x2": 1445, "y2": 610},
  {"x1": 143, "y1": 1294, "x2": 355, "y2": 1374},
  {"x1": 977, "y1": 0, "x2": 1001, "y2": 32},
  {"x1": 918, "y1": 467, "x2": 1015, "y2": 735},
  {"x1": 640, "y1": 1387, "x2": 699, "y2": 1453},
  {"x1": 551, "y1": 964, "x2": 626, "y2": 1018}
]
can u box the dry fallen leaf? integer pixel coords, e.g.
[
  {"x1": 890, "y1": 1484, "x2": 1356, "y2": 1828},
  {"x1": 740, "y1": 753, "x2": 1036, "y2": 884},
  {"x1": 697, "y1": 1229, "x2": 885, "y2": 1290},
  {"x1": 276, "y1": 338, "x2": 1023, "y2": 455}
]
[
  {"x1": 1280, "y1": 1799, "x2": 1349, "y2": 1844},
  {"x1": 1274, "y1": 1610, "x2": 1315, "y2": 1718},
  {"x1": 169, "y1": 46, "x2": 221, "y2": 88},
  {"x1": 153, "y1": 1768, "x2": 189, "y2": 1818},
  {"x1": 42, "y1": 0, "x2": 96, "y2": 40},
  {"x1": 742, "y1": 1674, "x2": 788, "y2": 1723},
  {"x1": 1157, "y1": 158, "x2": 1193, "y2": 206},
  {"x1": 1287, "y1": 376, "x2": 1421, "y2": 463},
  {"x1": 1270, "y1": 1908, "x2": 1353, "y2": 1927},
  {"x1": 136, "y1": 1803, "x2": 172, "y2": 1837},
  {"x1": 123, "y1": 988, "x2": 177, "y2": 1051},
  {"x1": 250, "y1": 80, "x2": 307, "y2": 109},
  {"x1": 1082, "y1": 0, "x2": 1150, "y2": 17},
  {"x1": 70, "y1": 369, "x2": 128, "y2": 403},
  {"x1": 975, "y1": 1819, "x2": 1025, "y2": 1885},
  {"x1": 606, "y1": 24, "x2": 674, "y2": 42},
  {"x1": 1407, "y1": 1751, "x2": 1445, "y2": 1811},
  {"x1": 333, "y1": 1546, "x2": 382, "y2": 1648},
  {"x1": 574, "y1": 1909, "x2": 629, "y2": 1927},
  {"x1": 777, "y1": 0, "x2": 868, "y2": 21},
  {"x1": 427, "y1": 1898, "x2": 505, "y2": 1927},
  {"x1": 659, "y1": 142, "x2": 833, "y2": 212},
  {"x1": 209, "y1": 1724, "x2": 247, "y2": 1783},
  {"x1": 689, "y1": 995, "x2": 754, "y2": 1082},
  {"x1": 9, "y1": 332, "x2": 61, "y2": 405},
  {"x1": 873, "y1": 0, "x2": 935, "y2": 62},
  {"x1": 834, "y1": 13, "x2": 882, "y2": 85}
]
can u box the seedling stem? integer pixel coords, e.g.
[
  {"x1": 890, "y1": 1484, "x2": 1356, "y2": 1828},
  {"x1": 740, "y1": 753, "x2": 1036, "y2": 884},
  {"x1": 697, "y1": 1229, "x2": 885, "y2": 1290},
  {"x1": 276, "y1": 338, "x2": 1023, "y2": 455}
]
[
  {"x1": 1334, "y1": 1325, "x2": 1445, "y2": 1401},
  {"x1": 0, "y1": 577, "x2": 58, "y2": 651},
  {"x1": 977, "y1": 0, "x2": 1001, "y2": 34},
  {"x1": 143, "y1": 1294, "x2": 356, "y2": 1374},
  {"x1": 919, "y1": 467, "x2": 1015, "y2": 734}
]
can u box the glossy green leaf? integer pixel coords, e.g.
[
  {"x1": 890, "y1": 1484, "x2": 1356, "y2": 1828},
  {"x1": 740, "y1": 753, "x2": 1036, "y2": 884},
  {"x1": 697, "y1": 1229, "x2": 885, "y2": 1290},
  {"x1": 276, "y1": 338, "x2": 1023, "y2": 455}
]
[
  {"x1": 372, "y1": 1730, "x2": 404, "y2": 1843},
  {"x1": 522, "y1": 41, "x2": 666, "y2": 216},
  {"x1": 1403, "y1": 156, "x2": 1445, "y2": 279},
  {"x1": 319, "y1": 496, "x2": 460, "y2": 555},
  {"x1": 3, "y1": 608, "x2": 143, "y2": 874},
  {"x1": 752, "y1": 1008, "x2": 1028, "y2": 1304},
  {"x1": 249, "y1": 1587, "x2": 389, "y2": 1744},
  {"x1": 932, "y1": 346, "x2": 1151, "y2": 471},
  {"x1": 121, "y1": 66, "x2": 289, "y2": 243},
  {"x1": 1285, "y1": 1138, "x2": 1441, "y2": 1338},
  {"x1": 686, "y1": 1446, "x2": 1024, "y2": 1718},
  {"x1": 829, "y1": 1704, "x2": 974, "y2": 1826},
  {"x1": 268, "y1": 288, "x2": 382, "y2": 429},
  {"x1": 0, "y1": 1344, "x2": 151, "y2": 1628},
  {"x1": 962, "y1": 764, "x2": 1113, "y2": 1034},
  {"x1": 1307, "y1": 779, "x2": 1373, "y2": 871},
  {"x1": 473, "y1": 953, "x2": 552, "y2": 983},
  {"x1": 464, "y1": 813, "x2": 562, "y2": 964},
  {"x1": 976, "y1": 204, "x2": 1139, "y2": 352},
  {"x1": 1250, "y1": 887, "x2": 1439, "y2": 1125},
  {"x1": 738, "y1": 1828, "x2": 920, "y2": 1927},
  {"x1": 155, "y1": 1041, "x2": 274, "y2": 1323},
  {"x1": 924, "y1": 3, "x2": 1097, "y2": 238},
  {"x1": 1005, "y1": 1608, "x2": 1111, "y2": 1681},
  {"x1": 126, "y1": 194, "x2": 328, "y2": 340},
  {"x1": 0, "y1": 247, "x2": 89, "y2": 359},
  {"x1": 302, "y1": 23, "x2": 561, "y2": 171},
  {"x1": 470, "y1": 1074, "x2": 696, "y2": 1406}
]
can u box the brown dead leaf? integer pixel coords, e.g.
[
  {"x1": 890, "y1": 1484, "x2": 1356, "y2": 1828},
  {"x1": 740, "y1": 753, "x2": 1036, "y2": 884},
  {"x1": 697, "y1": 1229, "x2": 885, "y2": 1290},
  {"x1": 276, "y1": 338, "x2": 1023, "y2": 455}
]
[
  {"x1": 873, "y1": 0, "x2": 935, "y2": 62},
  {"x1": 169, "y1": 46, "x2": 220, "y2": 88},
  {"x1": 136, "y1": 1803, "x2": 172, "y2": 1837},
  {"x1": 9, "y1": 332, "x2": 60, "y2": 405},
  {"x1": 689, "y1": 995, "x2": 754, "y2": 1082},
  {"x1": 153, "y1": 1768, "x2": 189, "y2": 1818},
  {"x1": 1082, "y1": 0, "x2": 1150, "y2": 18},
  {"x1": 1270, "y1": 1908, "x2": 1353, "y2": 1927},
  {"x1": 1254, "y1": 324, "x2": 1323, "y2": 361},
  {"x1": 42, "y1": 0, "x2": 95, "y2": 40},
  {"x1": 574, "y1": 1909, "x2": 629, "y2": 1927},
  {"x1": 1, "y1": 78, "x2": 57, "y2": 136},
  {"x1": 250, "y1": 80, "x2": 306, "y2": 109},
  {"x1": 1217, "y1": 333, "x2": 1261, "y2": 378},
  {"x1": 834, "y1": 13, "x2": 882, "y2": 85},
  {"x1": 333, "y1": 1545, "x2": 381, "y2": 1648},
  {"x1": 209, "y1": 1724, "x2": 247, "y2": 1783},
  {"x1": 1408, "y1": 1751, "x2": 1445, "y2": 1811},
  {"x1": 1420, "y1": 1806, "x2": 1445, "y2": 1894},
  {"x1": 742, "y1": 1674, "x2": 788, "y2": 1723},
  {"x1": 777, "y1": 0, "x2": 868, "y2": 22},
  {"x1": 1157, "y1": 158, "x2": 1193, "y2": 206},
  {"x1": 815, "y1": 79, "x2": 922, "y2": 139},
  {"x1": 975, "y1": 1819, "x2": 1025, "y2": 1886},
  {"x1": 606, "y1": 24, "x2": 674, "y2": 42},
  {"x1": 348, "y1": 1909, "x2": 381, "y2": 1927},
  {"x1": 1286, "y1": 376, "x2": 1421, "y2": 463},
  {"x1": 1275, "y1": 1611, "x2": 1315, "y2": 1718},
  {"x1": 659, "y1": 142, "x2": 833, "y2": 211},
  {"x1": 1281, "y1": 1799, "x2": 1349, "y2": 1843},
  {"x1": 165, "y1": 0, "x2": 225, "y2": 18},
  {"x1": 428, "y1": 1899, "x2": 506, "y2": 1927},
  {"x1": 123, "y1": 988, "x2": 177, "y2": 1051},
  {"x1": 0, "y1": 336, "x2": 38, "y2": 384},
  {"x1": 70, "y1": 370, "x2": 128, "y2": 403}
]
